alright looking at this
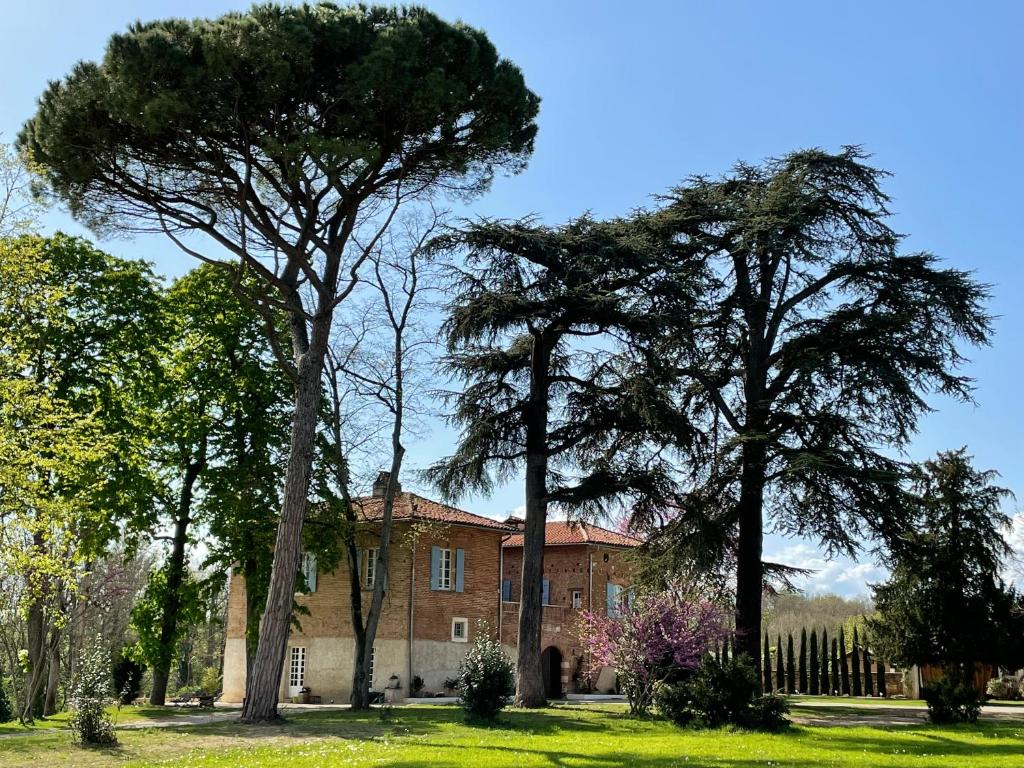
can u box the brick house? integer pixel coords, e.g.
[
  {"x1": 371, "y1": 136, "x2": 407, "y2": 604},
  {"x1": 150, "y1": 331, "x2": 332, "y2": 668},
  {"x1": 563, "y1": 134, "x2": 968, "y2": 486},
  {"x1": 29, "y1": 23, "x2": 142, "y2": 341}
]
[
  {"x1": 222, "y1": 487, "x2": 516, "y2": 703},
  {"x1": 221, "y1": 490, "x2": 639, "y2": 703},
  {"x1": 500, "y1": 520, "x2": 641, "y2": 697}
]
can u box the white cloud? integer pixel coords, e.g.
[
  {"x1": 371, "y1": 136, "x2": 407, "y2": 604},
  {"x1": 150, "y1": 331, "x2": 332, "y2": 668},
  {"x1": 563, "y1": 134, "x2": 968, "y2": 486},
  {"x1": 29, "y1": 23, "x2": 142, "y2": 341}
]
[{"x1": 764, "y1": 541, "x2": 886, "y2": 598}]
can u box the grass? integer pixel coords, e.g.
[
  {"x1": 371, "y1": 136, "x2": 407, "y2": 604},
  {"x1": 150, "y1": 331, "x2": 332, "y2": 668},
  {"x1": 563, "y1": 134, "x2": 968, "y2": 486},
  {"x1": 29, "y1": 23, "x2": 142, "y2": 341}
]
[
  {"x1": 1, "y1": 703, "x2": 1022, "y2": 768},
  {"x1": 0, "y1": 704, "x2": 234, "y2": 736}
]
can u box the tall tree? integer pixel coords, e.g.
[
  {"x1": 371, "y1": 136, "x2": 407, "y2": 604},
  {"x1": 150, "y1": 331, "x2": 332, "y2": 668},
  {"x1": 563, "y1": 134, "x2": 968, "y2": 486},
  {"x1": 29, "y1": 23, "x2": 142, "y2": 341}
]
[
  {"x1": 820, "y1": 628, "x2": 830, "y2": 695},
  {"x1": 131, "y1": 265, "x2": 291, "y2": 704},
  {"x1": 642, "y1": 148, "x2": 991, "y2": 663},
  {"x1": 428, "y1": 216, "x2": 691, "y2": 706},
  {"x1": 762, "y1": 632, "x2": 772, "y2": 693},
  {"x1": 0, "y1": 234, "x2": 161, "y2": 721},
  {"x1": 876, "y1": 653, "x2": 887, "y2": 697},
  {"x1": 851, "y1": 626, "x2": 862, "y2": 696},
  {"x1": 869, "y1": 450, "x2": 1024, "y2": 686},
  {"x1": 809, "y1": 629, "x2": 819, "y2": 695},
  {"x1": 831, "y1": 637, "x2": 840, "y2": 695},
  {"x1": 775, "y1": 634, "x2": 784, "y2": 692},
  {"x1": 785, "y1": 634, "x2": 795, "y2": 693},
  {"x1": 21, "y1": 4, "x2": 539, "y2": 722},
  {"x1": 798, "y1": 628, "x2": 808, "y2": 694},
  {"x1": 839, "y1": 627, "x2": 850, "y2": 695},
  {"x1": 863, "y1": 646, "x2": 874, "y2": 696}
]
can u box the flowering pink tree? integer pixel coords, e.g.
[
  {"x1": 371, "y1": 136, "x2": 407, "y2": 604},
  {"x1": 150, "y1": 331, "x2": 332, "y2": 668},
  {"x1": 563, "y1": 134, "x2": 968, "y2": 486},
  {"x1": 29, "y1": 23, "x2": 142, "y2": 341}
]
[{"x1": 578, "y1": 593, "x2": 729, "y2": 714}]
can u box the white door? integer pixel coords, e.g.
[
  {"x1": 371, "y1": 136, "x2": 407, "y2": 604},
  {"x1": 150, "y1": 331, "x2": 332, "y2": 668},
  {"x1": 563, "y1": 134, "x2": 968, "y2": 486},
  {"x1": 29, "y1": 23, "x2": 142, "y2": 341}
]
[{"x1": 288, "y1": 646, "x2": 306, "y2": 698}]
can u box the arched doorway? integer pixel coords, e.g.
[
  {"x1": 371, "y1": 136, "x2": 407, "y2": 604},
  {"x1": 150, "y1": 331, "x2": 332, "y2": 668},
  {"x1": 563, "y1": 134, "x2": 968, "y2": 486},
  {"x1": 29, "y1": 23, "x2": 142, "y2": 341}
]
[{"x1": 540, "y1": 646, "x2": 563, "y2": 699}]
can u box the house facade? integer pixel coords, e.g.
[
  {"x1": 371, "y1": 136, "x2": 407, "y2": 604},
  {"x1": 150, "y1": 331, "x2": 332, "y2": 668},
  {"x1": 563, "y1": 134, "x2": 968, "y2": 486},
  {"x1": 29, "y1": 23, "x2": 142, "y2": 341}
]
[
  {"x1": 500, "y1": 520, "x2": 640, "y2": 697},
  {"x1": 221, "y1": 491, "x2": 638, "y2": 704}
]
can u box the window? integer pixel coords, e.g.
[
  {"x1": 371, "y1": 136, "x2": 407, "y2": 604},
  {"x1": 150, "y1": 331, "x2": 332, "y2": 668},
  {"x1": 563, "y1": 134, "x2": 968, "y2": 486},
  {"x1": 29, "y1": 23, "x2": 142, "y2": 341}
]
[
  {"x1": 298, "y1": 552, "x2": 317, "y2": 593},
  {"x1": 542, "y1": 579, "x2": 550, "y2": 605},
  {"x1": 368, "y1": 646, "x2": 376, "y2": 688},
  {"x1": 289, "y1": 646, "x2": 306, "y2": 689},
  {"x1": 452, "y1": 617, "x2": 469, "y2": 643},
  {"x1": 439, "y1": 548, "x2": 452, "y2": 590},
  {"x1": 606, "y1": 583, "x2": 624, "y2": 618},
  {"x1": 363, "y1": 548, "x2": 378, "y2": 589},
  {"x1": 501, "y1": 579, "x2": 512, "y2": 602},
  {"x1": 571, "y1": 590, "x2": 582, "y2": 610},
  {"x1": 431, "y1": 546, "x2": 464, "y2": 592}
]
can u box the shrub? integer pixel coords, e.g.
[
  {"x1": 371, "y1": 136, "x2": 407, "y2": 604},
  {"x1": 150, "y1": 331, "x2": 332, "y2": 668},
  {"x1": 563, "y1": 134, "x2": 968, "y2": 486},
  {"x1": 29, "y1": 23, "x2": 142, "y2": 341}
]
[
  {"x1": 457, "y1": 622, "x2": 514, "y2": 720},
  {"x1": 923, "y1": 679, "x2": 984, "y2": 724},
  {"x1": 655, "y1": 654, "x2": 790, "y2": 730},
  {"x1": 742, "y1": 693, "x2": 791, "y2": 731},
  {"x1": 68, "y1": 638, "x2": 117, "y2": 745},
  {"x1": 986, "y1": 676, "x2": 1022, "y2": 701},
  {"x1": 0, "y1": 665, "x2": 12, "y2": 723},
  {"x1": 411, "y1": 675, "x2": 425, "y2": 696},
  {"x1": 112, "y1": 650, "x2": 145, "y2": 705},
  {"x1": 197, "y1": 666, "x2": 222, "y2": 697}
]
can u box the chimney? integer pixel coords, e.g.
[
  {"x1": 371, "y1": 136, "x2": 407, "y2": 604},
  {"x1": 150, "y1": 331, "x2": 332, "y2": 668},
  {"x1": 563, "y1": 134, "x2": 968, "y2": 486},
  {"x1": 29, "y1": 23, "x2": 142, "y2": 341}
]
[{"x1": 372, "y1": 471, "x2": 399, "y2": 498}]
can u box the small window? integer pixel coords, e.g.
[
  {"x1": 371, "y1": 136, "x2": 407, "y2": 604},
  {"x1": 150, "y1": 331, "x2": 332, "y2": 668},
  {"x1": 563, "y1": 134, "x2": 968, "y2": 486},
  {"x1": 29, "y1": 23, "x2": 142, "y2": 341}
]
[
  {"x1": 452, "y1": 617, "x2": 469, "y2": 643},
  {"x1": 363, "y1": 548, "x2": 378, "y2": 589},
  {"x1": 571, "y1": 590, "x2": 582, "y2": 610},
  {"x1": 501, "y1": 579, "x2": 512, "y2": 601},
  {"x1": 439, "y1": 548, "x2": 452, "y2": 590}
]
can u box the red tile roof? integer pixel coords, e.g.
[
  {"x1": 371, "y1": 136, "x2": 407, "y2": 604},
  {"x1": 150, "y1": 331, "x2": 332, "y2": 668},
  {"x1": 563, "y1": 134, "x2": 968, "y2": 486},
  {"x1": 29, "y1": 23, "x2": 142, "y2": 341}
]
[
  {"x1": 503, "y1": 520, "x2": 642, "y2": 548},
  {"x1": 353, "y1": 492, "x2": 517, "y2": 532}
]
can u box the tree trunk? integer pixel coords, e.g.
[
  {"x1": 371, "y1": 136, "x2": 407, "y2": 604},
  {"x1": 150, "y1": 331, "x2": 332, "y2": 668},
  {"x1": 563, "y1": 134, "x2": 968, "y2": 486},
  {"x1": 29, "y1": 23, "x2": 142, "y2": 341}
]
[
  {"x1": 734, "y1": 439, "x2": 767, "y2": 664},
  {"x1": 241, "y1": 344, "x2": 326, "y2": 723},
  {"x1": 150, "y1": 458, "x2": 201, "y2": 706},
  {"x1": 21, "y1": 533, "x2": 48, "y2": 723},
  {"x1": 43, "y1": 630, "x2": 60, "y2": 715},
  {"x1": 243, "y1": 559, "x2": 261, "y2": 688},
  {"x1": 515, "y1": 334, "x2": 550, "y2": 708}
]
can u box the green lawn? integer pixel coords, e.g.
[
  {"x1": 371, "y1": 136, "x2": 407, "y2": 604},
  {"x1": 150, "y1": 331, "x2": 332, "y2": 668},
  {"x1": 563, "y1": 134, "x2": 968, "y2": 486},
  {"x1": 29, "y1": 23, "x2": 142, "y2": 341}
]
[
  {"x1": 1, "y1": 703, "x2": 1022, "y2": 768},
  {"x1": 0, "y1": 704, "x2": 231, "y2": 736}
]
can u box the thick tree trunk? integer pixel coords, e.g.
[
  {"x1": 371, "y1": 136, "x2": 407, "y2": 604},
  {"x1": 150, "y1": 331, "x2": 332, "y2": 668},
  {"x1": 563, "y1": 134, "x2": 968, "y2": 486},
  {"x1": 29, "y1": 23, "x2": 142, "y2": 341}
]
[
  {"x1": 241, "y1": 345, "x2": 326, "y2": 723},
  {"x1": 515, "y1": 334, "x2": 550, "y2": 708},
  {"x1": 734, "y1": 439, "x2": 767, "y2": 664},
  {"x1": 43, "y1": 631, "x2": 60, "y2": 715},
  {"x1": 150, "y1": 458, "x2": 202, "y2": 705}
]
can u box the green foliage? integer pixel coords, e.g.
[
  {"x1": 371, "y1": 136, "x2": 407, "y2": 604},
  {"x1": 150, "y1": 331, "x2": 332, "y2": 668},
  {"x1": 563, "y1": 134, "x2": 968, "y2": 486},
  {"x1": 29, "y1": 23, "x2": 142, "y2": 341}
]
[
  {"x1": 985, "y1": 676, "x2": 1022, "y2": 701},
  {"x1": 68, "y1": 638, "x2": 117, "y2": 745},
  {"x1": 130, "y1": 569, "x2": 206, "y2": 674},
  {"x1": 851, "y1": 627, "x2": 862, "y2": 697},
  {"x1": 112, "y1": 650, "x2": 145, "y2": 705},
  {"x1": 869, "y1": 450, "x2": 1024, "y2": 672},
  {"x1": 774, "y1": 634, "x2": 784, "y2": 692},
  {"x1": 0, "y1": 663, "x2": 12, "y2": 723},
  {"x1": 839, "y1": 627, "x2": 850, "y2": 694},
  {"x1": 785, "y1": 634, "x2": 795, "y2": 693},
  {"x1": 798, "y1": 629, "x2": 807, "y2": 694},
  {"x1": 457, "y1": 623, "x2": 513, "y2": 720},
  {"x1": 656, "y1": 654, "x2": 790, "y2": 731},
  {"x1": 820, "y1": 629, "x2": 830, "y2": 695},
  {"x1": 922, "y1": 679, "x2": 984, "y2": 724},
  {"x1": 762, "y1": 633, "x2": 772, "y2": 693},
  {"x1": 198, "y1": 666, "x2": 222, "y2": 698},
  {"x1": 809, "y1": 630, "x2": 819, "y2": 696}
]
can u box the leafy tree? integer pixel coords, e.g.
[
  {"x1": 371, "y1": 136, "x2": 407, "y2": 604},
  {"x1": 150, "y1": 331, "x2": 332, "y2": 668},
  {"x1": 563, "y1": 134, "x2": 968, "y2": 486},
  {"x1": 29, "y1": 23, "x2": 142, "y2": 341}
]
[
  {"x1": 0, "y1": 662, "x2": 12, "y2": 723},
  {"x1": 578, "y1": 593, "x2": 728, "y2": 715},
  {"x1": 851, "y1": 626, "x2": 862, "y2": 696},
  {"x1": 820, "y1": 628, "x2": 830, "y2": 695},
  {"x1": 0, "y1": 140, "x2": 44, "y2": 237},
  {"x1": 429, "y1": 216, "x2": 692, "y2": 706},
  {"x1": 809, "y1": 629, "x2": 819, "y2": 695},
  {"x1": 831, "y1": 637, "x2": 840, "y2": 695},
  {"x1": 863, "y1": 646, "x2": 874, "y2": 696},
  {"x1": 839, "y1": 627, "x2": 850, "y2": 695},
  {"x1": 762, "y1": 633, "x2": 772, "y2": 693},
  {"x1": 869, "y1": 450, "x2": 1024, "y2": 687},
  {"x1": 797, "y1": 628, "x2": 808, "y2": 694},
  {"x1": 785, "y1": 634, "x2": 795, "y2": 693},
  {"x1": 641, "y1": 148, "x2": 991, "y2": 663},
  {"x1": 774, "y1": 634, "x2": 784, "y2": 692},
  {"x1": 111, "y1": 649, "x2": 145, "y2": 705},
  {"x1": 21, "y1": 3, "x2": 539, "y2": 723},
  {"x1": 0, "y1": 234, "x2": 161, "y2": 721}
]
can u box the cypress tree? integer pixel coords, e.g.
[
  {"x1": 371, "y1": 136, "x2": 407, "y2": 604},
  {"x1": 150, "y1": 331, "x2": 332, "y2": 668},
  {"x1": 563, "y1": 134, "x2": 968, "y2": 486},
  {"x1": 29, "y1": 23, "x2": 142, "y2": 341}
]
[
  {"x1": 820, "y1": 628, "x2": 830, "y2": 695},
  {"x1": 786, "y1": 634, "x2": 796, "y2": 693},
  {"x1": 876, "y1": 654, "x2": 887, "y2": 698},
  {"x1": 809, "y1": 629, "x2": 820, "y2": 695},
  {"x1": 831, "y1": 637, "x2": 840, "y2": 694},
  {"x1": 763, "y1": 632, "x2": 772, "y2": 693},
  {"x1": 851, "y1": 626, "x2": 862, "y2": 696},
  {"x1": 798, "y1": 628, "x2": 808, "y2": 694},
  {"x1": 775, "y1": 634, "x2": 785, "y2": 692},
  {"x1": 863, "y1": 646, "x2": 874, "y2": 696},
  {"x1": 839, "y1": 627, "x2": 850, "y2": 695}
]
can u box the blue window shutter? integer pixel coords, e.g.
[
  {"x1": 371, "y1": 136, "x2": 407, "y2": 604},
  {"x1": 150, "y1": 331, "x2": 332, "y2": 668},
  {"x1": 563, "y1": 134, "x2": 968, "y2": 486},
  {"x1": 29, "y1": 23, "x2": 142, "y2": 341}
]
[
  {"x1": 455, "y1": 549, "x2": 465, "y2": 593},
  {"x1": 501, "y1": 579, "x2": 512, "y2": 601},
  {"x1": 542, "y1": 579, "x2": 550, "y2": 606},
  {"x1": 430, "y1": 546, "x2": 441, "y2": 590},
  {"x1": 606, "y1": 582, "x2": 616, "y2": 618}
]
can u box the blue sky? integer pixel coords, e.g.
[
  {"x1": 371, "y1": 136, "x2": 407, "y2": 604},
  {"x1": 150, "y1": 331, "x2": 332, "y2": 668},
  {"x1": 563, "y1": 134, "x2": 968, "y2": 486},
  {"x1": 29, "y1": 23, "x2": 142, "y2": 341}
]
[{"x1": 3, "y1": 0, "x2": 1022, "y2": 596}]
